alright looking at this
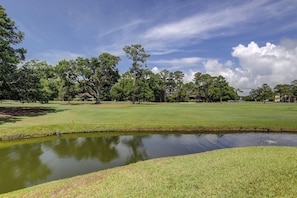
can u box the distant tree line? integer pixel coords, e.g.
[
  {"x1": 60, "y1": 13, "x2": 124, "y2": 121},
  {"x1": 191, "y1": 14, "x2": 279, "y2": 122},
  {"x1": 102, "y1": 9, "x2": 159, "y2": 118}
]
[
  {"x1": 1, "y1": 5, "x2": 296, "y2": 104},
  {"x1": 244, "y1": 82, "x2": 297, "y2": 103}
]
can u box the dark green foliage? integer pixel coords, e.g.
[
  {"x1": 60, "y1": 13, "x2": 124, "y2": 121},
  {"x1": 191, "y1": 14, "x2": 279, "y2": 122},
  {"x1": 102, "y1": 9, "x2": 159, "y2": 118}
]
[
  {"x1": 110, "y1": 72, "x2": 134, "y2": 101},
  {"x1": 249, "y1": 83, "x2": 273, "y2": 102},
  {"x1": 0, "y1": 5, "x2": 26, "y2": 100},
  {"x1": 193, "y1": 72, "x2": 237, "y2": 102},
  {"x1": 13, "y1": 64, "x2": 42, "y2": 103},
  {"x1": 111, "y1": 70, "x2": 238, "y2": 103},
  {"x1": 55, "y1": 60, "x2": 78, "y2": 103},
  {"x1": 76, "y1": 53, "x2": 121, "y2": 104}
]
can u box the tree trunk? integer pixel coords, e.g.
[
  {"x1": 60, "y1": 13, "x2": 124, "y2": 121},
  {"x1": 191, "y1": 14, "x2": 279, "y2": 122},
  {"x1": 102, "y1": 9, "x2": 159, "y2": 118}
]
[
  {"x1": 95, "y1": 91, "x2": 101, "y2": 104},
  {"x1": 132, "y1": 73, "x2": 136, "y2": 104}
]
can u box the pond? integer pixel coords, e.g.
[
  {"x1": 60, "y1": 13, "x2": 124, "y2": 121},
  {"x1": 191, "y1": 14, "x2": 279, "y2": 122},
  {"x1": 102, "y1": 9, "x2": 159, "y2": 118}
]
[{"x1": 0, "y1": 132, "x2": 297, "y2": 194}]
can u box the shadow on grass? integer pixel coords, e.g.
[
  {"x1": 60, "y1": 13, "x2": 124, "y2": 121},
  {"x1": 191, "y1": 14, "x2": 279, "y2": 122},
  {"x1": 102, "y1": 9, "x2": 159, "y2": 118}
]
[{"x1": 0, "y1": 107, "x2": 66, "y2": 125}]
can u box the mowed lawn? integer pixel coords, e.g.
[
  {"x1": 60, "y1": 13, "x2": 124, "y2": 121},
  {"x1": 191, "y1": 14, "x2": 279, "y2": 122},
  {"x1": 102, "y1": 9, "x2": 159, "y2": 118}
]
[{"x1": 1, "y1": 101, "x2": 297, "y2": 139}]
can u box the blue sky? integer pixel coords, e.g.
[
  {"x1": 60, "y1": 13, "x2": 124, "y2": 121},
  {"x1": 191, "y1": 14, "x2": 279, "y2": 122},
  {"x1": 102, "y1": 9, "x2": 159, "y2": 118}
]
[{"x1": 1, "y1": 0, "x2": 297, "y2": 94}]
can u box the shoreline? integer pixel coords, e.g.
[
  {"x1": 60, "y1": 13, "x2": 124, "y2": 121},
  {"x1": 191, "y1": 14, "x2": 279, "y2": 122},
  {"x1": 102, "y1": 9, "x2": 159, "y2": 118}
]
[{"x1": 1, "y1": 127, "x2": 297, "y2": 141}]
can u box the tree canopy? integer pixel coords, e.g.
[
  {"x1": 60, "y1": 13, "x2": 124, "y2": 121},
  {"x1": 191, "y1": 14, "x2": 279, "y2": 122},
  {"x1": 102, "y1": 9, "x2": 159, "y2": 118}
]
[
  {"x1": 76, "y1": 53, "x2": 121, "y2": 104},
  {"x1": 0, "y1": 5, "x2": 26, "y2": 99}
]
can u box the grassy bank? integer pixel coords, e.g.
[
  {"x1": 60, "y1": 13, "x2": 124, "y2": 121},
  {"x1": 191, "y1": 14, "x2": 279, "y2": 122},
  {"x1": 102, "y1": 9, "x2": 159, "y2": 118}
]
[
  {"x1": 1, "y1": 101, "x2": 297, "y2": 140},
  {"x1": 2, "y1": 146, "x2": 296, "y2": 197}
]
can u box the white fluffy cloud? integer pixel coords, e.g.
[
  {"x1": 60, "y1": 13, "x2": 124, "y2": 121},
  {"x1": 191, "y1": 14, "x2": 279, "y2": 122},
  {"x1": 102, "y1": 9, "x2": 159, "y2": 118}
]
[
  {"x1": 183, "y1": 70, "x2": 197, "y2": 83},
  {"x1": 204, "y1": 41, "x2": 297, "y2": 94},
  {"x1": 232, "y1": 41, "x2": 297, "y2": 88}
]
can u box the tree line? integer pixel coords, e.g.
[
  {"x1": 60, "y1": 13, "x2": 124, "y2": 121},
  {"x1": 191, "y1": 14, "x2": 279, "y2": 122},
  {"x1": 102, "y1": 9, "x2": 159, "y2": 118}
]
[
  {"x1": 245, "y1": 82, "x2": 297, "y2": 103},
  {"x1": 0, "y1": 53, "x2": 239, "y2": 104},
  {"x1": 1, "y1": 5, "x2": 297, "y2": 104}
]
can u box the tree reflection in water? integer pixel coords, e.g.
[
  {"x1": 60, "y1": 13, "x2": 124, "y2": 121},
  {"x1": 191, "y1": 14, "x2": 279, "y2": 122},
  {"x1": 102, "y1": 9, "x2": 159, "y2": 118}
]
[
  {"x1": 123, "y1": 136, "x2": 149, "y2": 164},
  {"x1": 1, "y1": 132, "x2": 296, "y2": 194},
  {"x1": 44, "y1": 136, "x2": 120, "y2": 163},
  {"x1": 0, "y1": 144, "x2": 51, "y2": 193}
]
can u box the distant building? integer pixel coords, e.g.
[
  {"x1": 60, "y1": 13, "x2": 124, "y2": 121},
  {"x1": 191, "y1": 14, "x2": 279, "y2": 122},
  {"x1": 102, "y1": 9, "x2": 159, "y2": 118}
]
[
  {"x1": 77, "y1": 93, "x2": 95, "y2": 101},
  {"x1": 274, "y1": 94, "x2": 280, "y2": 102}
]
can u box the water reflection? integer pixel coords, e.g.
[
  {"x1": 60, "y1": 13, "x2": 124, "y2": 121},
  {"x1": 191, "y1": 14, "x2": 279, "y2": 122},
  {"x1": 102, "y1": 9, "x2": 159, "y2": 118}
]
[
  {"x1": 123, "y1": 136, "x2": 149, "y2": 164},
  {"x1": 44, "y1": 136, "x2": 120, "y2": 162},
  {"x1": 0, "y1": 144, "x2": 51, "y2": 193},
  {"x1": 0, "y1": 133, "x2": 296, "y2": 194}
]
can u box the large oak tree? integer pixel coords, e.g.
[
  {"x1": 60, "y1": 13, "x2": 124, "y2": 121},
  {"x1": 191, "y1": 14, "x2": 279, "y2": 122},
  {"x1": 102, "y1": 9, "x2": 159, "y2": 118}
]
[{"x1": 77, "y1": 53, "x2": 120, "y2": 104}]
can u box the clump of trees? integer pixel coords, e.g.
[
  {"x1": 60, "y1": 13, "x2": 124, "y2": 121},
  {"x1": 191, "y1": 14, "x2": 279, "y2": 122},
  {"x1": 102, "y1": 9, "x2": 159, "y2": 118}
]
[
  {"x1": 110, "y1": 69, "x2": 238, "y2": 103},
  {"x1": 0, "y1": 54, "x2": 239, "y2": 104}
]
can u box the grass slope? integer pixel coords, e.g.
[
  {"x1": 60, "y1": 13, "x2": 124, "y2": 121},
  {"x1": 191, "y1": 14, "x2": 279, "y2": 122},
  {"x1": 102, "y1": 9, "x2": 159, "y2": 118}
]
[
  {"x1": 1, "y1": 101, "x2": 297, "y2": 140},
  {"x1": 3, "y1": 146, "x2": 297, "y2": 198}
]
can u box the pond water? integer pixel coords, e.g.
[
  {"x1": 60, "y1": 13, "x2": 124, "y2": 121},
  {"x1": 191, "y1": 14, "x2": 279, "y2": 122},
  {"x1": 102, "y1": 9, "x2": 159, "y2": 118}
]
[{"x1": 0, "y1": 132, "x2": 297, "y2": 194}]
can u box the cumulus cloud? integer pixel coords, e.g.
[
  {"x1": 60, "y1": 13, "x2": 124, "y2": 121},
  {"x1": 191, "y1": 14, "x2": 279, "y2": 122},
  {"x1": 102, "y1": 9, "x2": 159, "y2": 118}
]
[
  {"x1": 204, "y1": 59, "x2": 235, "y2": 78},
  {"x1": 233, "y1": 41, "x2": 297, "y2": 84},
  {"x1": 202, "y1": 59, "x2": 248, "y2": 92},
  {"x1": 203, "y1": 41, "x2": 297, "y2": 94},
  {"x1": 183, "y1": 69, "x2": 198, "y2": 83},
  {"x1": 280, "y1": 38, "x2": 297, "y2": 49}
]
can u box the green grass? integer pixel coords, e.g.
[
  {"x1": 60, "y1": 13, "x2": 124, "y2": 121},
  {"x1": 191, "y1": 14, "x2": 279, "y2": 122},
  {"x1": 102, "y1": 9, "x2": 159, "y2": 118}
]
[
  {"x1": 1, "y1": 101, "x2": 297, "y2": 140},
  {"x1": 2, "y1": 146, "x2": 296, "y2": 197}
]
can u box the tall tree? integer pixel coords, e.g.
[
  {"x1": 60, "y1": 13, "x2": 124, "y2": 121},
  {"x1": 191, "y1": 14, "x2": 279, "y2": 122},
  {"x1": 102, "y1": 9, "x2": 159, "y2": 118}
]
[
  {"x1": 77, "y1": 53, "x2": 120, "y2": 104},
  {"x1": 135, "y1": 69, "x2": 154, "y2": 102},
  {"x1": 55, "y1": 60, "x2": 78, "y2": 103},
  {"x1": 214, "y1": 75, "x2": 228, "y2": 103},
  {"x1": 13, "y1": 63, "x2": 42, "y2": 103},
  {"x1": 123, "y1": 44, "x2": 150, "y2": 104},
  {"x1": 249, "y1": 88, "x2": 260, "y2": 101},
  {"x1": 159, "y1": 69, "x2": 170, "y2": 102},
  {"x1": 274, "y1": 84, "x2": 291, "y2": 102},
  {"x1": 172, "y1": 71, "x2": 184, "y2": 102},
  {"x1": 147, "y1": 72, "x2": 163, "y2": 102},
  {"x1": 291, "y1": 80, "x2": 297, "y2": 102},
  {"x1": 261, "y1": 83, "x2": 273, "y2": 103},
  {"x1": 193, "y1": 73, "x2": 214, "y2": 102},
  {"x1": 0, "y1": 5, "x2": 26, "y2": 99},
  {"x1": 250, "y1": 84, "x2": 273, "y2": 103}
]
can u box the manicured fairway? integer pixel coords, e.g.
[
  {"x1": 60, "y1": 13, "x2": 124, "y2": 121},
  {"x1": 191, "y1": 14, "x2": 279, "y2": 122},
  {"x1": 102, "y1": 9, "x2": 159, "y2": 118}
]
[
  {"x1": 1, "y1": 101, "x2": 297, "y2": 140},
  {"x1": 2, "y1": 146, "x2": 296, "y2": 197}
]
